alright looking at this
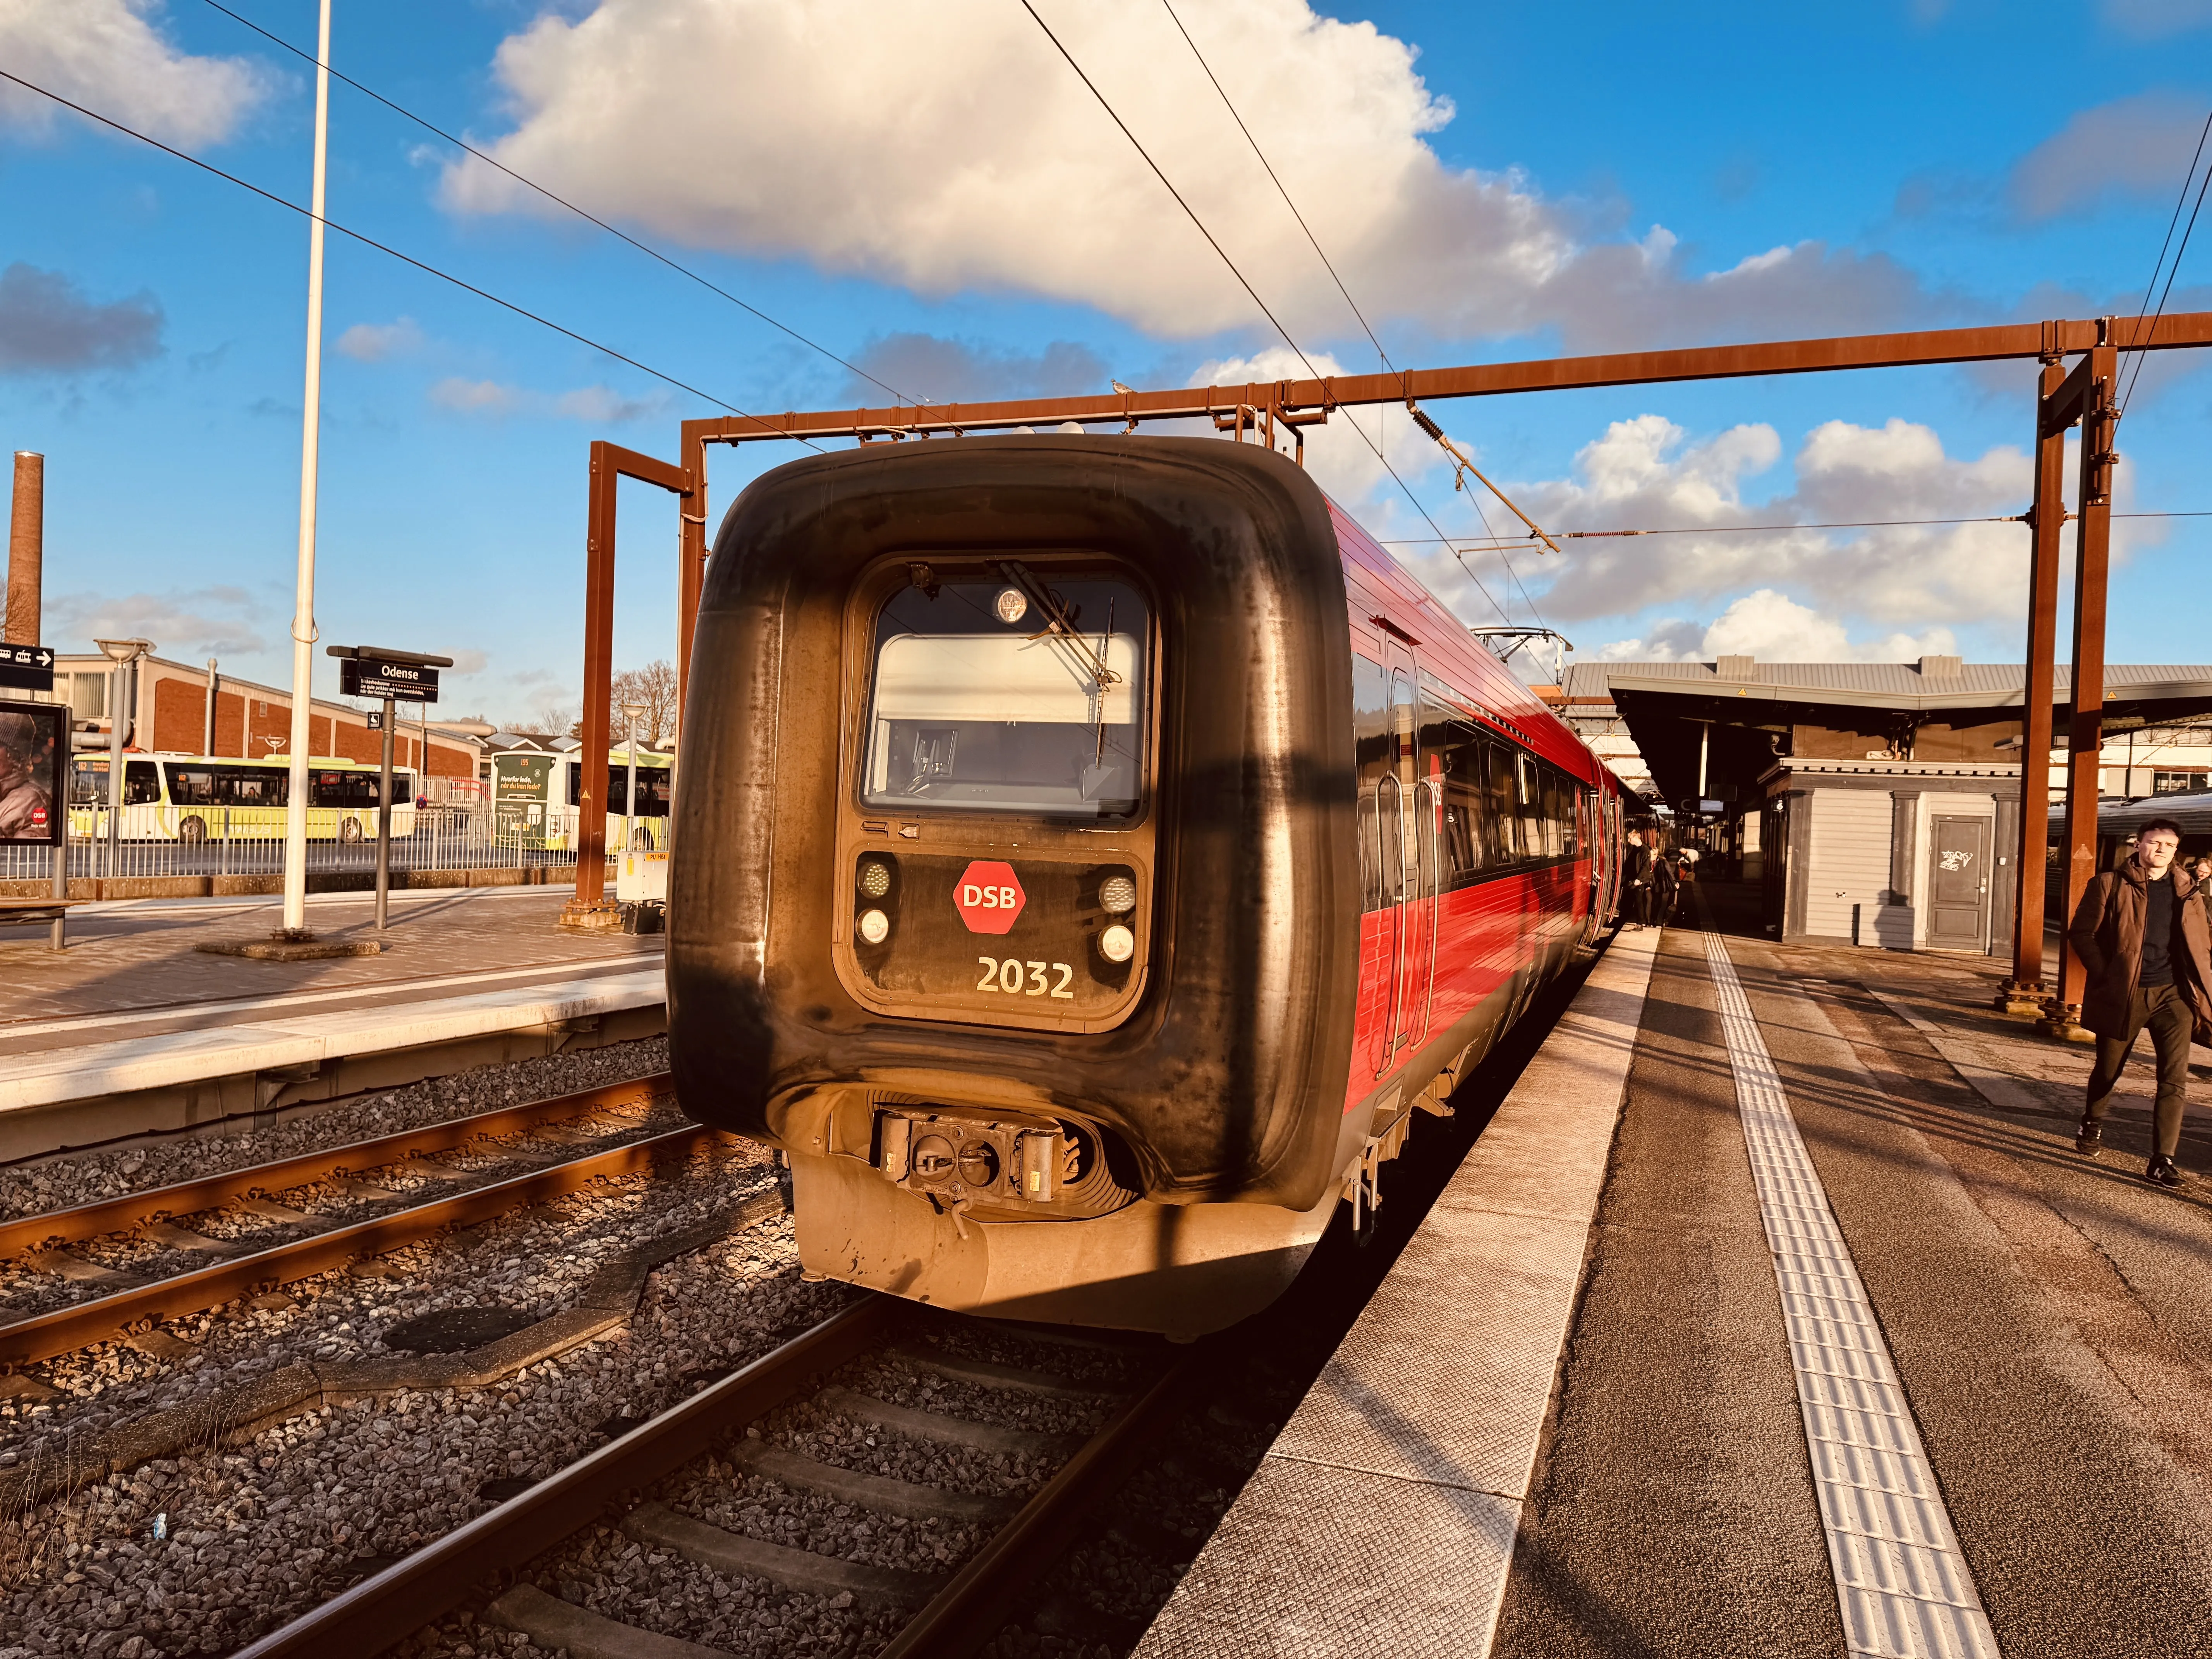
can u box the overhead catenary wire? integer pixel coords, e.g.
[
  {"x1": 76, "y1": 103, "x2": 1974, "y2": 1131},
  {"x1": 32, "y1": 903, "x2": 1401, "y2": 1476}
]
[
  {"x1": 1376, "y1": 508, "x2": 2212, "y2": 546},
  {"x1": 1015, "y1": 0, "x2": 1515, "y2": 628},
  {"x1": 2119, "y1": 103, "x2": 2212, "y2": 420},
  {"x1": 197, "y1": 0, "x2": 917, "y2": 408},
  {"x1": 0, "y1": 67, "x2": 817, "y2": 448},
  {"x1": 1155, "y1": 0, "x2": 1551, "y2": 631}
]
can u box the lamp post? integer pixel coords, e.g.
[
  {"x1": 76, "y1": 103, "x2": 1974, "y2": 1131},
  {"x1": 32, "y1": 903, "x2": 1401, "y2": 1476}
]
[
  {"x1": 93, "y1": 637, "x2": 152, "y2": 879},
  {"x1": 280, "y1": 0, "x2": 335, "y2": 943},
  {"x1": 620, "y1": 702, "x2": 646, "y2": 860},
  {"x1": 203, "y1": 657, "x2": 219, "y2": 756}
]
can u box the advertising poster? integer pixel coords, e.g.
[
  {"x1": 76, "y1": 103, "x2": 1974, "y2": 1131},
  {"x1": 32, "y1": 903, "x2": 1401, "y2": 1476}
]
[{"x1": 0, "y1": 699, "x2": 64, "y2": 847}]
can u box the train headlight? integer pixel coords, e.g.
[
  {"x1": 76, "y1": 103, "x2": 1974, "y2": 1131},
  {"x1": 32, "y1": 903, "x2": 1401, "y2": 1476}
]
[
  {"x1": 1098, "y1": 922, "x2": 1135, "y2": 963},
  {"x1": 856, "y1": 857, "x2": 893, "y2": 899},
  {"x1": 994, "y1": 586, "x2": 1029, "y2": 625},
  {"x1": 1099, "y1": 873, "x2": 1138, "y2": 915},
  {"x1": 857, "y1": 908, "x2": 891, "y2": 945}
]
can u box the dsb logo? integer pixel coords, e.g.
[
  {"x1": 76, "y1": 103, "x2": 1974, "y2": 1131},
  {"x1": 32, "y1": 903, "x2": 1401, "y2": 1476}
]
[{"x1": 954, "y1": 860, "x2": 1026, "y2": 934}]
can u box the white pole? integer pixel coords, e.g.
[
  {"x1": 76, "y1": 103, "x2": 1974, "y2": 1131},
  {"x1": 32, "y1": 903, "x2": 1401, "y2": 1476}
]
[{"x1": 280, "y1": 0, "x2": 333, "y2": 938}]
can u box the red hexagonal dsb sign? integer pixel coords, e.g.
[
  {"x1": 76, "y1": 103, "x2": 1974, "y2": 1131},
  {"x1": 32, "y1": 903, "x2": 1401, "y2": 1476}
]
[{"x1": 954, "y1": 860, "x2": 1025, "y2": 934}]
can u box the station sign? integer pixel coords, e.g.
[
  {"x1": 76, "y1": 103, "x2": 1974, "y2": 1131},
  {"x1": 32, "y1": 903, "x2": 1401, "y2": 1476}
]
[
  {"x1": 341, "y1": 658, "x2": 439, "y2": 702},
  {"x1": 0, "y1": 644, "x2": 55, "y2": 694}
]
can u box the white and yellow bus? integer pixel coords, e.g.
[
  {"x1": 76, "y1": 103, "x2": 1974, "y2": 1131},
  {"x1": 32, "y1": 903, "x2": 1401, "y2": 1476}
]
[
  {"x1": 69, "y1": 755, "x2": 417, "y2": 844},
  {"x1": 488, "y1": 747, "x2": 670, "y2": 850}
]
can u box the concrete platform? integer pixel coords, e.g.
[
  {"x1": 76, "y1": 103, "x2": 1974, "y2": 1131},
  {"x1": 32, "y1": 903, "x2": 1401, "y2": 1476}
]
[
  {"x1": 0, "y1": 888, "x2": 664, "y2": 1156},
  {"x1": 1135, "y1": 927, "x2": 1661, "y2": 1659},
  {"x1": 1135, "y1": 885, "x2": 2212, "y2": 1658}
]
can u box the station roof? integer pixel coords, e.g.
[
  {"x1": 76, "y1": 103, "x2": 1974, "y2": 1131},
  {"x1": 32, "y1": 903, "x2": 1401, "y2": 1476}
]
[
  {"x1": 1562, "y1": 656, "x2": 2212, "y2": 807},
  {"x1": 1564, "y1": 658, "x2": 2212, "y2": 725}
]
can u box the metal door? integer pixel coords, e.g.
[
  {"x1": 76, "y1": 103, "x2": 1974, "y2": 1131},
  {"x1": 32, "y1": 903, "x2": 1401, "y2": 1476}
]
[
  {"x1": 1378, "y1": 653, "x2": 1437, "y2": 1069},
  {"x1": 1927, "y1": 816, "x2": 1991, "y2": 950}
]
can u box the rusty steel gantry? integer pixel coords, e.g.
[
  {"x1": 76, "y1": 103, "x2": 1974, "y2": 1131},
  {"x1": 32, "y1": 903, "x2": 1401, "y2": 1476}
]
[{"x1": 567, "y1": 309, "x2": 2212, "y2": 1036}]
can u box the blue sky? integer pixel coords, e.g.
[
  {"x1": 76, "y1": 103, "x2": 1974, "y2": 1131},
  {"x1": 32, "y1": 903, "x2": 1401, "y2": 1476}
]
[{"x1": 3, "y1": 0, "x2": 2210, "y2": 725}]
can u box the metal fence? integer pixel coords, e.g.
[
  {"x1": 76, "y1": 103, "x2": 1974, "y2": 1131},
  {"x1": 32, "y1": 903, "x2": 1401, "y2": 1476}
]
[{"x1": 0, "y1": 804, "x2": 667, "y2": 885}]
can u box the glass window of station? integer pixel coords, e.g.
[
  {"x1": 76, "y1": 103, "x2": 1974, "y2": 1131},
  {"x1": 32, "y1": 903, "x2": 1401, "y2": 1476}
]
[{"x1": 862, "y1": 569, "x2": 1150, "y2": 821}]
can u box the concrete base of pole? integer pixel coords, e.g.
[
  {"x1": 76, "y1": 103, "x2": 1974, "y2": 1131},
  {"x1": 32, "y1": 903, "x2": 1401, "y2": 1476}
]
[
  {"x1": 194, "y1": 938, "x2": 385, "y2": 961},
  {"x1": 2037, "y1": 1002, "x2": 2095, "y2": 1043},
  {"x1": 557, "y1": 901, "x2": 624, "y2": 933},
  {"x1": 1993, "y1": 979, "x2": 2049, "y2": 1017}
]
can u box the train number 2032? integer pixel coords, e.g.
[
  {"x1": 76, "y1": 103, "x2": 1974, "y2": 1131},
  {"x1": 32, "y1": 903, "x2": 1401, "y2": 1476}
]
[{"x1": 976, "y1": 957, "x2": 1076, "y2": 999}]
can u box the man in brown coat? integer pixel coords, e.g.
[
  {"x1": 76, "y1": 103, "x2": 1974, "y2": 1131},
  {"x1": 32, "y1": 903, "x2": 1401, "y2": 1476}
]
[{"x1": 2069, "y1": 817, "x2": 2212, "y2": 1187}]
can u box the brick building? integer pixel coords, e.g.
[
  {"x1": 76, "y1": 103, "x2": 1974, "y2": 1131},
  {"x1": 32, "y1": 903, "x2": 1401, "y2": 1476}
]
[{"x1": 33, "y1": 653, "x2": 483, "y2": 776}]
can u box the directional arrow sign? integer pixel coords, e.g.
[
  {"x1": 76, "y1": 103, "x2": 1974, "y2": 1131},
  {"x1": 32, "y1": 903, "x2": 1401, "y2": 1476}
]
[{"x1": 0, "y1": 645, "x2": 55, "y2": 694}]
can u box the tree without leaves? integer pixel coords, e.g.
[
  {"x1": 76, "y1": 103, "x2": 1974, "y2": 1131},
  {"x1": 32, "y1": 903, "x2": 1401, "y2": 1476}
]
[{"x1": 610, "y1": 660, "x2": 678, "y2": 748}]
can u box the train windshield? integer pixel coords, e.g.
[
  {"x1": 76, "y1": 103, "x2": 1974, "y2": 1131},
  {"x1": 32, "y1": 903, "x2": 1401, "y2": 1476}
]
[{"x1": 862, "y1": 572, "x2": 1149, "y2": 819}]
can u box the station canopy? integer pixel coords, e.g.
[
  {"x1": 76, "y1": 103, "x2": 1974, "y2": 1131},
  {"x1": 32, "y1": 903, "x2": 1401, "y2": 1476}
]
[{"x1": 1559, "y1": 656, "x2": 2212, "y2": 809}]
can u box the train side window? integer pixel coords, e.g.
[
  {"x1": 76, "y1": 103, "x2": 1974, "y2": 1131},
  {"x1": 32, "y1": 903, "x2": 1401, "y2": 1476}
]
[
  {"x1": 1515, "y1": 752, "x2": 1543, "y2": 859},
  {"x1": 1539, "y1": 768, "x2": 1564, "y2": 858},
  {"x1": 1352, "y1": 654, "x2": 1389, "y2": 788},
  {"x1": 1438, "y1": 718, "x2": 1483, "y2": 883},
  {"x1": 1481, "y1": 739, "x2": 1518, "y2": 863}
]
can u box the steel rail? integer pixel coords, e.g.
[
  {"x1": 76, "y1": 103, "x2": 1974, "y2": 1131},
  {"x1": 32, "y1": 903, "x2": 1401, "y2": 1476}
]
[
  {"x1": 229, "y1": 1298, "x2": 896, "y2": 1659},
  {"x1": 878, "y1": 1349, "x2": 1195, "y2": 1659},
  {"x1": 0, "y1": 1121, "x2": 723, "y2": 1366},
  {"x1": 0, "y1": 1073, "x2": 675, "y2": 1261}
]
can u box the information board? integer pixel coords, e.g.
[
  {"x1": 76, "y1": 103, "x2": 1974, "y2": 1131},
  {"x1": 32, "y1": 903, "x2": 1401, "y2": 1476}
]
[{"x1": 0, "y1": 699, "x2": 64, "y2": 846}]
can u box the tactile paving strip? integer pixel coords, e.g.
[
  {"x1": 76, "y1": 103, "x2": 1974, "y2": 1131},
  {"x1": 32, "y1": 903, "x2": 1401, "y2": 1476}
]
[{"x1": 1701, "y1": 930, "x2": 2002, "y2": 1659}]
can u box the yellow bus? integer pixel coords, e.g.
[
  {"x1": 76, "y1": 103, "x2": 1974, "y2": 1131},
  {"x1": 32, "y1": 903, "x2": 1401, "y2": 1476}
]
[
  {"x1": 69, "y1": 755, "x2": 417, "y2": 844},
  {"x1": 489, "y1": 747, "x2": 670, "y2": 850}
]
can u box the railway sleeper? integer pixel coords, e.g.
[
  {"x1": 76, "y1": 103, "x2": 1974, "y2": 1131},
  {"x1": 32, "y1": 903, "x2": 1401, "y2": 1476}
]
[
  {"x1": 485, "y1": 1582, "x2": 731, "y2": 1659},
  {"x1": 622, "y1": 1498, "x2": 947, "y2": 1607},
  {"x1": 727, "y1": 1437, "x2": 1021, "y2": 1525},
  {"x1": 813, "y1": 1383, "x2": 1082, "y2": 1458},
  {"x1": 885, "y1": 1342, "x2": 1124, "y2": 1402}
]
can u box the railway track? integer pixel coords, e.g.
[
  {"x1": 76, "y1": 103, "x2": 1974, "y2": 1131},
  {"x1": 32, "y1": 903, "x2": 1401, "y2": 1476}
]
[
  {"x1": 230, "y1": 1297, "x2": 1190, "y2": 1659},
  {"x1": 0, "y1": 1073, "x2": 706, "y2": 1366}
]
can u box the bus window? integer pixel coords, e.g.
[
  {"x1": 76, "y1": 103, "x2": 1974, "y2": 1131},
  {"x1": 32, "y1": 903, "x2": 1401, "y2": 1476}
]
[
  {"x1": 166, "y1": 764, "x2": 218, "y2": 806},
  {"x1": 311, "y1": 771, "x2": 390, "y2": 808},
  {"x1": 75, "y1": 759, "x2": 162, "y2": 805}
]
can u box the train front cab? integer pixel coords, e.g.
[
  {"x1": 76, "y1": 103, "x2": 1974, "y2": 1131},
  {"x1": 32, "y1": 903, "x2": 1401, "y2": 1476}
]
[{"x1": 670, "y1": 435, "x2": 1612, "y2": 1340}]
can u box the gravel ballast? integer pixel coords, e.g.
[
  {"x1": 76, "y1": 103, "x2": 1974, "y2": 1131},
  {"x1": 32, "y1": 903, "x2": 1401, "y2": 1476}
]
[
  {"x1": 0, "y1": 1036, "x2": 674, "y2": 1225},
  {"x1": 0, "y1": 1189, "x2": 845, "y2": 1657}
]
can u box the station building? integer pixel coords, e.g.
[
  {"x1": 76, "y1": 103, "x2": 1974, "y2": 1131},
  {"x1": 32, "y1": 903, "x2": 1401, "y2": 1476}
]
[
  {"x1": 27, "y1": 653, "x2": 485, "y2": 777},
  {"x1": 1554, "y1": 656, "x2": 2212, "y2": 954}
]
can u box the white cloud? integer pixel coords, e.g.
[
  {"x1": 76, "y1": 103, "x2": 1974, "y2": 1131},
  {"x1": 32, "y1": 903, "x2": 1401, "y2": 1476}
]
[
  {"x1": 427, "y1": 376, "x2": 666, "y2": 423},
  {"x1": 49, "y1": 584, "x2": 265, "y2": 657},
  {"x1": 1590, "y1": 590, "x2": 1958, "y2": 664},
  {"x1": 441, "y1": 0, "x2": 1932, "y2": 347},
  {"x1": 1487, "y1": 414, "x2": 2033, "y2": 635},
  {"x1": 0, "y1": 0, "x2": 270, "y2": 146},
  {"x1": 550, "y1": 383, "x2": 669, "y2": 422},
  {"x1": 2009, "y1": 91, "x2": 2212, "y2": 221},
  {"x1": 336, "y1": 317, "x2": 425, "y2": 362},
  {"x1": 429, "y1": 376, "x2": 522, "y2": 416}
]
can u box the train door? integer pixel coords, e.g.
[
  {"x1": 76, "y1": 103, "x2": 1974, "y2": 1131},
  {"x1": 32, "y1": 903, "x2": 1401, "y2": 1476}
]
[{"x1": 1381, "y1": 647, "x2": 1437, "y2": 1065}]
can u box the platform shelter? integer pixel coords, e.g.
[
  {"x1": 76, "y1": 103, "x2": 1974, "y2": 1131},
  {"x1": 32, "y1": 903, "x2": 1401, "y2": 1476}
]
[{"x1": 1560, "y1": 656, "x2": 2212, "y2": 953}]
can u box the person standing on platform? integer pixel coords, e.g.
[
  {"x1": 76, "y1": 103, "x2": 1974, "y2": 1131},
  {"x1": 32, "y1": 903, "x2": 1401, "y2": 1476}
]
[
  {"x1": 2071, "y1": 817, "x2": 2212, "y2": 1187},
  {"x1": 1624, "y1": 828, "x2": 1655, "y2": 928}
]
